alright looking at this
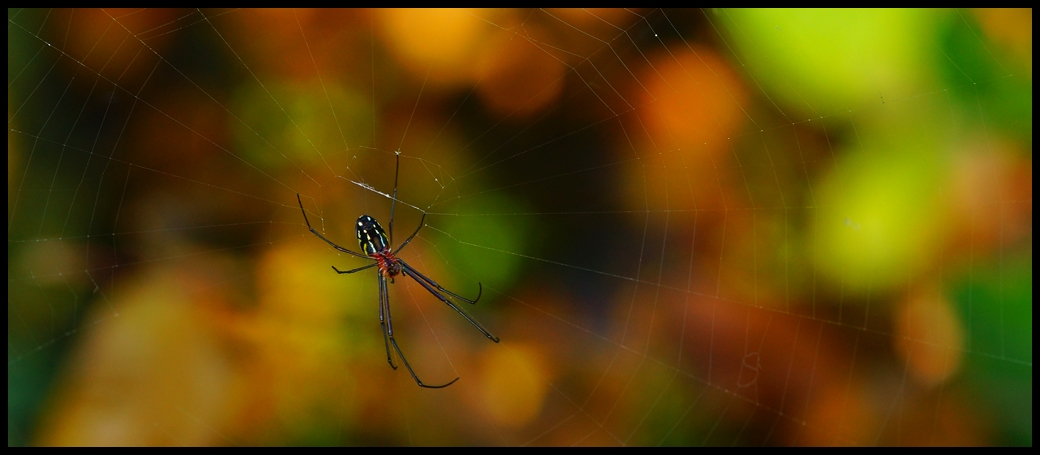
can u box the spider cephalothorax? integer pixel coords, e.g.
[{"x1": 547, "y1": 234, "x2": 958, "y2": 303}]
[{"x1": 297, "y1": 153, "x2": 498, "y2": 389}]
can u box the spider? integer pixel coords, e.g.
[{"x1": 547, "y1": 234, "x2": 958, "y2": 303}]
[{"x1": 296, "y1": 153, "x2": 499, "y2": 388}]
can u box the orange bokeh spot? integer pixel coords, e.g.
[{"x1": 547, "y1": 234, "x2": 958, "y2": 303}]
[
  {"x1": 640, "y1": 45, "x2": 748, "y2": 157},
  {"x1": 476, "y1": 25, "x2": 567, "y2": 119},
  {"x1": 378, "y1": 8, "x2": 500, "y2": 87},
  {"x1": 32, "y1": 258, "x2": 243, "y2": 446},
  {"x1": 56, "y1": 9, "x2": 176, "y2": 85},
  {"x1": 479, "y1": 344, "x2": 550, "y2": 429},
  {"x1": 799, "y1": 382, "x2": 878, "y2": 446},
  {"x1": 947, "y1": 140, "x2": 1033, "y2": 256},
  {"x1": 974, "y1": 8, "x2": 1032, "y2": 74},
  {"x1": 226, "y1": 9, "x2": 367, "y2": 81},
  {"x1": 618, "y1": 45, "x2": 750, "y2": 219},
  {"x1": 546, "y1": 8, "x2": 630, "y2": 28},
  {"x1": 894, "y1": 284, "x2": 965, "y2": 388}
]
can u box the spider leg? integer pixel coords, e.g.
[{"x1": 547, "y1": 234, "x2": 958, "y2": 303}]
[
  {"x1": 399, "y1": 261, "x2": 499, "y2": 343},
  {"x1": 381, "y1": 274, "x2": 459, "y2": 389},
  {"x1": 392, "y1": 211, "x2": 426, "y2": 255},
  {"x1": 333, "y1": 263, "x2": 378, "y2": 274},
  {"x1": 389, "y1": 151, "x2": 400, "y2": 245},
  {"x1": 297, "y1": 194, "x2": 370, "y2": 259},
  {"x1": 399, "y1": 261, "x2": 481, "y2": 304},
  {"x1": 378, "y1": 274, "x2": 396, "y2": 370}
]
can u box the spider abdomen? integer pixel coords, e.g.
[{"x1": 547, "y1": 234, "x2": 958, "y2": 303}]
[{"x1": 356, "y1": 214, "x2": 390, "y2": 255}]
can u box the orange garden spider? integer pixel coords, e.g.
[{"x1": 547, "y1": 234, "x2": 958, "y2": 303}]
[{"x1": 297, "y1": 154, "x2": 499, "y2": 388}]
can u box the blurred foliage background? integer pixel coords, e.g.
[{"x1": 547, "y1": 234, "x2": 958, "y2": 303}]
[{"x1": 8, "y1": 8, "x2": 1031, "y2": 446}]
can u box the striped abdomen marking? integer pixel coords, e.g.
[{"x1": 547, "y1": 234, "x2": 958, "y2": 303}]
[{"x1": 356, "y1": 215, "x2": 390, "y2": 256}]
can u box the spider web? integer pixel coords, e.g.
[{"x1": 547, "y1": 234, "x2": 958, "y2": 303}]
[{"x1": 8, "y1": 8, "x2": 1032, "y2": 446}]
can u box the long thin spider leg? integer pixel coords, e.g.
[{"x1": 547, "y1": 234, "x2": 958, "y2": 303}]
[
  {"x1": 399, "y1": 261, "x2": 481, "y2": 304},
  {"x1": 378, "y1": 275, "x2": 396, "y2": 370},
  {"x1": 400, "y1": 265, "x2": 500, "y2": 343},
  {"x1": 389, "y1": 337, "x2": 458, "y2": 389},
  {"x1": 297, "y1": 194, "x2": 370, "y2": 259},
  {"x1": 382, "y1": 275, "x2": 459, "y2": 388},
  {"x1": 393, "y1": 211, "x2": 426, "y2": 254},
  {"x1": 389, "y1": 152, "x2": 400, "y2": 245},
  {"x1": 333, "y1": 263, "x2": 378, "y2": 274}
]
